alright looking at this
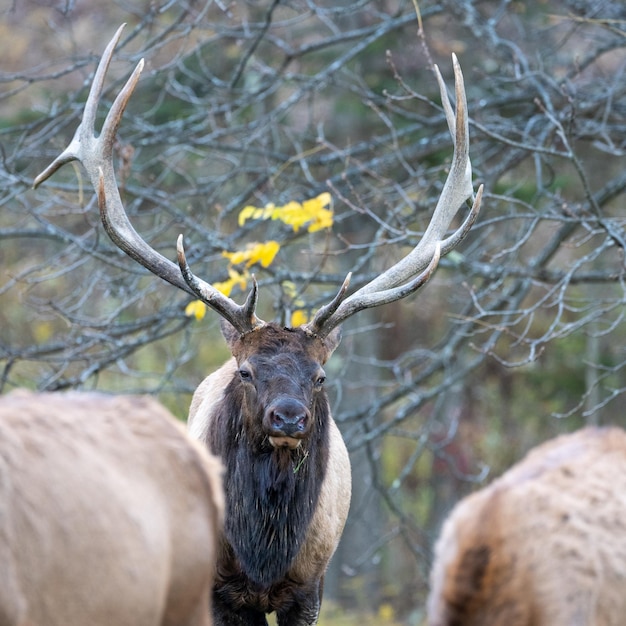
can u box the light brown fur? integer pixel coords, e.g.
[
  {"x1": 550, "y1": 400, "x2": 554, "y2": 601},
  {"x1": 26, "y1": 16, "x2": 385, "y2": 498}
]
[
  {"x1": 0, "y1": 389, "x2": 224, "y2": 626},
  {"x1": 427, "y1": 427, "x2": 626, "y2": 626}
]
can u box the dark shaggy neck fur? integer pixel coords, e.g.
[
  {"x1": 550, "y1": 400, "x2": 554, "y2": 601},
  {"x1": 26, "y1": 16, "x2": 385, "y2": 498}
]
[{"x1": 208, "y1": 376, "x2": 330, "y2": 587}]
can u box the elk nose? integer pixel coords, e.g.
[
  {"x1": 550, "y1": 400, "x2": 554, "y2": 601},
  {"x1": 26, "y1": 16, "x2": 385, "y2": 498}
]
[{"x1": 266, "y1": 399, "x2": 309, "y2": 438}]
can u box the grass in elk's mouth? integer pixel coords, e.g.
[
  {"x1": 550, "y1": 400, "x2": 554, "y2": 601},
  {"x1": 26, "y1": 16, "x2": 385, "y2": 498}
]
[{"x1": 293, "y1": 450, "x2": 309, "y2": 474}]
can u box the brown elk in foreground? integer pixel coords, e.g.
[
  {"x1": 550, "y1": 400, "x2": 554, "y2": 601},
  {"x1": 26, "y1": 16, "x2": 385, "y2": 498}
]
[
  {"x1": 34, "y1": 25, "x2": 482, "y2": 626},
  {"x1": 427, "y1": 426, "x2": 626, "y2": 626},
  {"x1": 0, "y1": 389, "x2": 223, "y2": 626}
]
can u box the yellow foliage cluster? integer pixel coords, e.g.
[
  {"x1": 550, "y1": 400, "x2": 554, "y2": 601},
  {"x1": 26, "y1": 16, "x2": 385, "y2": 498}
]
[
  {"x1": 222, "y1": 240, "x2": 280, "y2": 269},
  {"x1": 239, "y1": 192, "x2": 333, "y2": 233},
  {"x1": 185, "y1": 194, "x2": 333, "y2": 323}
]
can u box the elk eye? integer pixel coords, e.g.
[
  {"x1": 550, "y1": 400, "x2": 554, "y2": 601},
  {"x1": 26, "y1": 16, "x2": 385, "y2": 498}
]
[{"x1": 238, "y1": 368, "x2": 252, "y2": 382}]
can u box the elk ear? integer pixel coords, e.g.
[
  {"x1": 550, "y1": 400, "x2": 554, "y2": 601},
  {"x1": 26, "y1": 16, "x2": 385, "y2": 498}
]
[
  {"x1": 220, "y1": 319, "x2": 240, "y2": 349},
  {"x1": 323, "y1": 326, "x2": 342, "y2": 358}
]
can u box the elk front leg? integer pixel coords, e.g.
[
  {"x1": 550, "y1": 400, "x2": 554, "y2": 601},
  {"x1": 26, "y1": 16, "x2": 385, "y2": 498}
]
[
  {"x1": 276, "y1": 578, "x2": 323, "y2": 626},
  {"x1": 212, "y1": 592, "x2": 268, "y2": 626}
]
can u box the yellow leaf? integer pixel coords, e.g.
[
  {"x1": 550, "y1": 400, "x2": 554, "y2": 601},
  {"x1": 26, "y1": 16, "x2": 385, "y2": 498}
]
[
  {"x1": 213, "y1": 280, "x2": 231, "y2": 296},
  {"x1": 237, "y1": 202, "x2": 274, "y2": 226},
  {"x1": 229, "y1": 268, "x2": 249, "y2": 290},
  {"x1": 239, "y1": 203, "x2": 275, "y2": 226},
  {"x1": 272, "y1": 193, "x2": 332, "y2": 232},
  {"x1": 302, "y1": 192, "x2": 331, "y2": 212},
  {"x1": 303, "y1": 193, "x2": 333, "y2": 232},
  {"x1": 261, "y1": 203, "x2": 276, "y2": 220},
  {"x1": 378, "y1": 603, "x2": 395, "y2": 622},
  {"x1": 291, "y1": 309, "x2": 309, "y2": 326},
  {"x1": 307, "y1": 208, "x2": 333, "y2": 232},
  {"x1": 253, "y1": 240, "x2": 280, "y2": 267},
  {"x1": 185, "y1": 300, "x2": 207, "y2": 320},
  {"x1": 223, "y1": 241, "x2": 280, "y2": 268},
  {"x1": 269, "y1": 201, "x2": 304, "y2": 231},
  {"x1": 238, "y1": 206, "x2": 257, "y2": 226},
  {"x1": 236, "y1": 194, "x2": 333, "y2": 232},
  {"x1": 316, "y1": 191, "x2": 332, "y2": 207},
  {"x1": 33, "y1": 320, "x2": 54, "y2": 343},
  {"x1": 214, "y1": 268, "x2": 249, "y2": 296},
  {"x1": 222, "y1": 248, "x2": 248, "y2": 266}
]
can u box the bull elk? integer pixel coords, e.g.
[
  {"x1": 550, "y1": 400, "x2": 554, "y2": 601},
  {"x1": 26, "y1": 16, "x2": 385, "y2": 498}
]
[
  {"x1": 427, "y1": 426, "x2": 626, "y2": 626},
  {"x1": 0, "y1": 389, "x2": 223, "y2": 626},
  {"x1": 34, "y1": 25, "x2": 482, "y2": 626}
]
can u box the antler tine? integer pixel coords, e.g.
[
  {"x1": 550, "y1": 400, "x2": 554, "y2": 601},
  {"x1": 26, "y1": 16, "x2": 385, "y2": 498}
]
[
  {"x1": 302, "y1": 273, "x2": 352, "y2": 338},
  {"x1": 34, "y1": 24, "x2": 263, "y2": 335},
  {"x1": 439, "y1": 183, "x2": 483, "y2": 255},
  {"x1": 33, "y1": 24, "x2": 128, "y2": 189},
  {"x1": 305, "y1": 55, "x2": 482, "y2": 338},
  {"x1": 177, "y1": 236, "x2": 264, "y2": 335},
  {"x1": 345, "y1": 242, "x2": 442, "y2": 311}
]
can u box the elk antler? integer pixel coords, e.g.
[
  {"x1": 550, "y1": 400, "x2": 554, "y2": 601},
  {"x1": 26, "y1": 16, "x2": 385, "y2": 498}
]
[
  {"x1": 304, "y1": 54, "x2": 483, "y2": 339},
  {"x1": 33, "y1": 24, "x2": 264, "y2": 336}
]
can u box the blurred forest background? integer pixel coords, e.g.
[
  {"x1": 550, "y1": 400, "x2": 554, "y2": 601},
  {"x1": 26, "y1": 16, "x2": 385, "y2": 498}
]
[{"x1": 1, "y1": 0, "x2": 625, "y2": 623}]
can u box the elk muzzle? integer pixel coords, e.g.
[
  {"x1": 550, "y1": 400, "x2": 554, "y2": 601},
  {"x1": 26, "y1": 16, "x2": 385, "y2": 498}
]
[{"x1": 264, "y1": 397, "x2": 311, "y2": 448}]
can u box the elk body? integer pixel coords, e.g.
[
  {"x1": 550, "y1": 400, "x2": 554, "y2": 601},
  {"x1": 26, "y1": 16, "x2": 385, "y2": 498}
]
[
  {"x1": 187, "y1": 326, "x2": 351, "y2": 624},
  {"x1": 427, "y1": 426, "x2": 626, "y2": 626},
  {"x1": 0, "y1": 389, "x2": 223, "y2": 626},
  {"x1": 34, "y1": 25, "x2": 482, "y2": 625}
]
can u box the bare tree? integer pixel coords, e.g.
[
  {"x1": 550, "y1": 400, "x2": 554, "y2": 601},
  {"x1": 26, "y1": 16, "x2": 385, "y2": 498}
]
[{"x1": 1, "y1": 0, "x2": 625, "y2": 618}]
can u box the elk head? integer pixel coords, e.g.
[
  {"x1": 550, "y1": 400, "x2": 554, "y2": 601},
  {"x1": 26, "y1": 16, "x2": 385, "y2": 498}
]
[
  {"x1": 34, "y1": 23, "x2": 483, "y2": 367},
  {"x1": 219, "y1": 320, "x2": 341, "y2": 450}
]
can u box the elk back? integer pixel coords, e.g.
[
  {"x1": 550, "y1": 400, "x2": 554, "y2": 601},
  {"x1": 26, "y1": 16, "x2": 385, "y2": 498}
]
[
  {"x1": 0, "y1": 390, "x2": 223, "y2": 626},
  {"x1": 427, "y1": 426, "x2": 626, "y2": 626}
]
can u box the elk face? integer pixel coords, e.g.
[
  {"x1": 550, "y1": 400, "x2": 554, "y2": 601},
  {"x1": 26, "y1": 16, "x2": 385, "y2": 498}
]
[
  {"x1": 222, "y1": 321, "x2": 341, "y2": 450},
  {"x1": 241, "y1": 351, "x2": 320, "y2": 448}
]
